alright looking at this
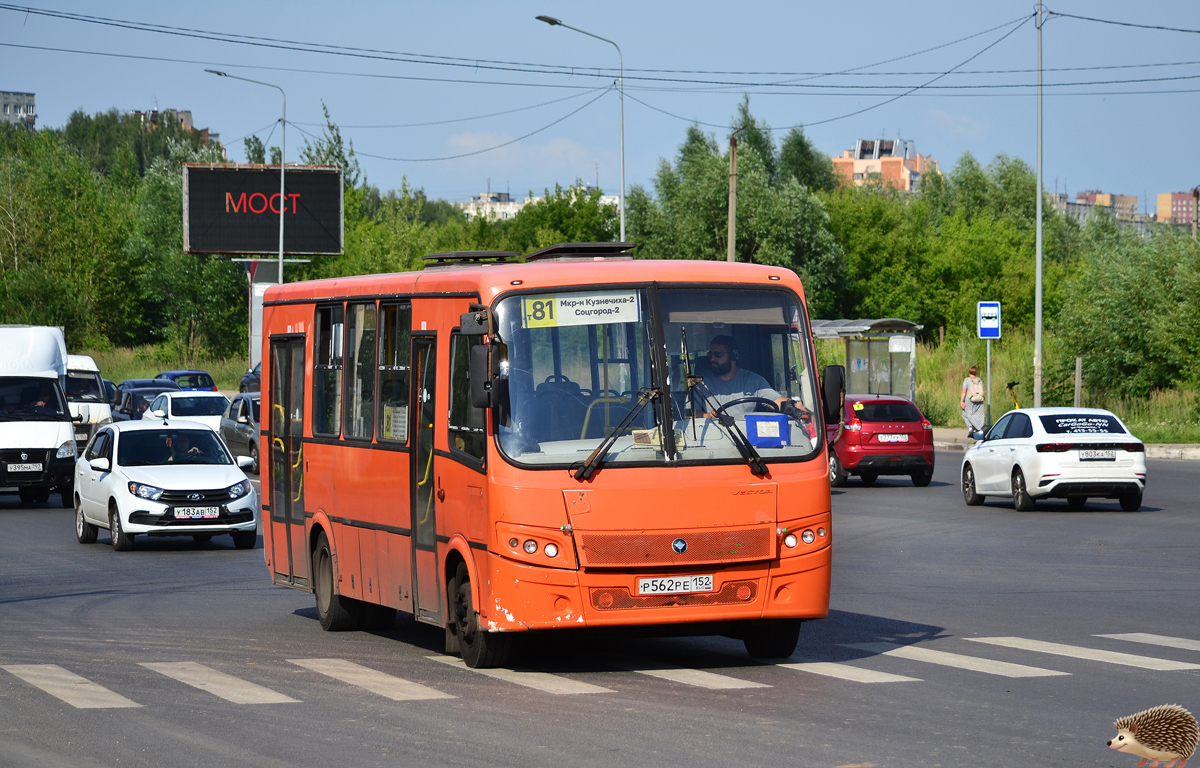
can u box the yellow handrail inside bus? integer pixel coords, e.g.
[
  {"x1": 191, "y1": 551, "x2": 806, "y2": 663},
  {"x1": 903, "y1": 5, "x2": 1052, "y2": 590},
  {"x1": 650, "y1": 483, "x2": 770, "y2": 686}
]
[{"x1": 417, "y1": 424, "x2": 435, "y2": 526}]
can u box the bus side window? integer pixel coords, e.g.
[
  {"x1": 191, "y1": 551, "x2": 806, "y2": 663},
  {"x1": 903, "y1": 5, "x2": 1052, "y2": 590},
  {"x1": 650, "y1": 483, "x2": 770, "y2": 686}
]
[
  {"x1": 377, "y1": 302, "x2": 412, "y2": 443},
  {"x1": 313, "y1": 304, "x2": 344, "y2": 437},
  {"x1": 343, "y1": 301, "x2": 377, "y2": 440},
  {"x1": 449, "y1": 332, "x2": 486, "y2": 463}
]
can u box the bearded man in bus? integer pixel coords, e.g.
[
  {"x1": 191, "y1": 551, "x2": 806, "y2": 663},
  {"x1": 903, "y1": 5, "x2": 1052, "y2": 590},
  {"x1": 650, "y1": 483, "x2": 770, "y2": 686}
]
[{"x1": 701, "y1": 336, "x2": 787, "y2": 418}]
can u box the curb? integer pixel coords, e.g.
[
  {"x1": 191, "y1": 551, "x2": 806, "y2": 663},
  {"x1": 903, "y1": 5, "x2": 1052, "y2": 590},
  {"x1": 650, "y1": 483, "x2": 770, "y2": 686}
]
[{"x1": 934, "y1": 441, "x2": 1200, "y2": 461}]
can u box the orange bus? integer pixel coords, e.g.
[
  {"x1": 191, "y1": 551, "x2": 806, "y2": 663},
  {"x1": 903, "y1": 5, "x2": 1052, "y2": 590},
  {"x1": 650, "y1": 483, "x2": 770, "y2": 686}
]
[{"x1": 261, "y1": 243, "x2": 842, "y2": 667}]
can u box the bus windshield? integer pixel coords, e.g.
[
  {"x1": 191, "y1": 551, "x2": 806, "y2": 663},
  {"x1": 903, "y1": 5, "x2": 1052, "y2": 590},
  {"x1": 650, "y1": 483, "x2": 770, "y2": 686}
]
[{"x1": 493, "y1": 286, "x2": 820, "y2": 468}]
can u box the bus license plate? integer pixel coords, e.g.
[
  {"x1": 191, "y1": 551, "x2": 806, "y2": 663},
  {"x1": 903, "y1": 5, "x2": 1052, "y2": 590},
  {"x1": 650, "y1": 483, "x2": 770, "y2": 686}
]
[
  {"x1": 7, "y1": 463, "x2": 42, "y2": 472},
  {"x1": 175, "y1": 506, "x2": 220, "y2": 519},
  {"x1": 878, "y1": 434, "x2": 909, "y2": 443},
  {"x1": 1079, "y1": 449, "x2": 1116, "y2": 461},
  {"x1": 637, "y1": 575, "x2": 714, "y2": 595}
]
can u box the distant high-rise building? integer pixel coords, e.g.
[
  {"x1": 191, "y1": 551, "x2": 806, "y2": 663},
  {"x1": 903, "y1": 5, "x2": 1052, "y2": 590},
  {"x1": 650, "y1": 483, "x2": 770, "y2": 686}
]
[
  {"x1": 1, "y1": 91, "x2": 36, "y2": 129},
  {"x1": 1076, "y1": 190, "x2": 1138, "y2": 221},
  {"x1": 1157, "y1": 192, "x2": 1196, "y2": 225},
  {"x1": 832, "y1": 138, "x2": 938, "y2": 193}
]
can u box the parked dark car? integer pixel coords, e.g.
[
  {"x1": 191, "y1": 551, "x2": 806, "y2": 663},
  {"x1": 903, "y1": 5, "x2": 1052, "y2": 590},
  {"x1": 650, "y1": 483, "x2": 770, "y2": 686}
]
[
  {"x1": 826, "y1": 394, "x2": 935, "y2": 487},
  {"x1": 219, "y1": 393, "x2": 260, "y2": 473},
  {"x1": 239, "y1": 362, "x2": 260, "y2": 393},
  {"x1": 113, "y1": 378, "x2": 178, "y2": 408},
  {"x1": 155, "y1": 370, "x2": 217, "y2": 391},
  {"x1": 113, "y1": 386, "x2": 181, "y2": 422}
]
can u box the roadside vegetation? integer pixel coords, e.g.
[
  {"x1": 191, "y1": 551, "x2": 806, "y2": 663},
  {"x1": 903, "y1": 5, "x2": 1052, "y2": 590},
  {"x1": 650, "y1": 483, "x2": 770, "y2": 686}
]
[{"x1": 3, "y1": 99, "x2": 1198, "y2": 441}]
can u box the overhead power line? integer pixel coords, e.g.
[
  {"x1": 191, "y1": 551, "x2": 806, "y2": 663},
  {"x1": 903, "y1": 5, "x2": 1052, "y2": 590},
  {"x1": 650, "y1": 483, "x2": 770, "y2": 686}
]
[{"x1": 1047, "y1": 11, "x2": 1200, "y2": 35}]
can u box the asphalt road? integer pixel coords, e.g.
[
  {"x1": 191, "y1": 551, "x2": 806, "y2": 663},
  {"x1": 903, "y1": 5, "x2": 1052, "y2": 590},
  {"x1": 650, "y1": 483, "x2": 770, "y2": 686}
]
[{"x1": 1, "y1": 454, "x2": 1197, "y2": 768}]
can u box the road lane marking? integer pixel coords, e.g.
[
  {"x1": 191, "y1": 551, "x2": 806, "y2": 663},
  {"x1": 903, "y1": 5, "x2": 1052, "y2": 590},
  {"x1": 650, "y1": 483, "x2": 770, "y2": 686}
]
[
  {"x1": 1, "y1": 664, "x2": 141, "y2": 709},
  {"x1": 843, "y1": 642, "x2": 1068, "y2": 678},
  {"x1": 140, "y1": 662, "x2": 297, "y2": 704},
  {"x1": 966, "y1": 637, "x2": 1200, "y2": 670},
  {"x1": 428, "y1": 656, "x2": 614, "y2": 694},
  {"x1": 1096, "y1": 633, "x2": 1200, "y2": 653},
  {"x1": 604, "y1": 656, "x2": 769, "y2": 689},
  {"x1": 777, "y1": 658, "x2": 921, "y2": 683},
  {"x1": 289, "y1": 658, "x2": 454, "y2": 701}
]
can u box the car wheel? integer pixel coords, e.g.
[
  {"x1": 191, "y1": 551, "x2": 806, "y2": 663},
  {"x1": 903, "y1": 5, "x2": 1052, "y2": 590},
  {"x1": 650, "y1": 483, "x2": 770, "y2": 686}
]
[
  {"x1": 1066, "y1": 495, "x2": 1087, "y2": 510},
  {"x1": 238, "y1": 384, "x2": 246, "y2": 393},
  {"x1": 1119, "y1": 492, "x2": 1142, "y2": 512},
  {"x1": 1011, "y1": 468, "x2": 1036, "y2": 511},
  {"x1": 249, "y1": 442, "x2": 259, "y2": 475},
  {"x1": 60, "y1": 488, "x2": 73, "y2": 508},
  {"x1": 231, "y1": 530, "x2": 257, "y2": 549},
  {"x1": 109, "y1": 506, "x2": 134, "y2": 551},
  {"x1": 743, "y1": 620, "x2": 802, "y2": 659},
  {"x1": 75, "y1": 497, "x2": 98, "y2": 544},
  {"x1": 453, "y1": 560, "x2": 512, "y2": 668},
  {"x1": 911, "y1": 469, "x2": 933, "y2": 487},
  {"x1": 313, "y1": 531, "x2": 360, "y2": 631},
  {"x1": 962, "y1": 464, "x2": 984, "y2": 506},
  {"x1": 18, "y1": 488, "x2": 35, "y2": 504},
  {"x1": 859, "y1": 473, "x2": 878, "y2": 486},
  {"x1": 32, "y1": 486, "x2": 50, "y2": 504},
  {"x1": 828, "y1": 453, "x2": 848, "y2": 487}
]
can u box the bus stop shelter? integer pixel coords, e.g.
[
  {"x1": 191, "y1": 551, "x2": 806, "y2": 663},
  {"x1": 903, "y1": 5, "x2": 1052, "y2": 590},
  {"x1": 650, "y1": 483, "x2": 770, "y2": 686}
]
[{"x1": 811, "y1": 318, "x2": 923, "y2": 402}]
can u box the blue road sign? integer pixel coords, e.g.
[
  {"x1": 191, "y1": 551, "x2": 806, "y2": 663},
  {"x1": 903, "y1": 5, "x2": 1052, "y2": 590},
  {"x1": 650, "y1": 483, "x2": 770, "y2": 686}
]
[{"x1": 977, "y1": 301, "x2": 1001, "y2": 339}]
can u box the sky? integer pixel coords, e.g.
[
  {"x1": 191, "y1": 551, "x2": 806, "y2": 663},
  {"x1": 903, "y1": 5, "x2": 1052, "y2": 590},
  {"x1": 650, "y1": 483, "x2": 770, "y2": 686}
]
[{"x1": 5, "y1": 1, "x2": 1200, "y2": 212}]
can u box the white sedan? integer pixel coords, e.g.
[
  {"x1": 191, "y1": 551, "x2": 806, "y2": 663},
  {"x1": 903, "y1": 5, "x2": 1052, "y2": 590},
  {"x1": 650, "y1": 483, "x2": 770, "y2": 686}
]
[
  {"x1": 73, "y1": 420, "x2": 258, "y2": 551},
  {"x1": 147, "y1": 390, "x2": 230, "y2": 432},
  {"x1": 961, "y1": 408, "x2": 1146, "y2": 511}
]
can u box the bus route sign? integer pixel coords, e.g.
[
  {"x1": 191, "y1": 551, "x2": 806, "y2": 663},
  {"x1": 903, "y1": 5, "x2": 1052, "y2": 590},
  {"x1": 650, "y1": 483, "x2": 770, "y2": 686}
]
[
  {"x1": 977, "y1": 301, "x2": 1001, "y2": 340},
  {"x1": 521, "y1": 291, "x2": 640, "y2": 329}
]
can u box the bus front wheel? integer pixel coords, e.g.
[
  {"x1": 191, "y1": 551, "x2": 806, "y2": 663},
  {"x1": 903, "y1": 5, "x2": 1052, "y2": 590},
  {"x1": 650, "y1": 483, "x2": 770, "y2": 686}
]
[
  {"x1": 313, "y1": 531, "x2": 361, "y2": 631},
  {"x1": 743, "y1": 620, "x2": 802, "y2": 659},
  {"x1": 452, "y1": 561, "x2": 512, "y2": 669}
]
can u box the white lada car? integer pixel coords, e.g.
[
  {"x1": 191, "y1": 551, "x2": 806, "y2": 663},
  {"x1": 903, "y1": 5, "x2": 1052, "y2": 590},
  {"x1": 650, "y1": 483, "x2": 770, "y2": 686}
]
[
  {"x1": 73, "y1": 419, "x2": 257, "y2": 551},
  {"x1": 961, "y1": 408, "x2": 1146, "y2": 511}
]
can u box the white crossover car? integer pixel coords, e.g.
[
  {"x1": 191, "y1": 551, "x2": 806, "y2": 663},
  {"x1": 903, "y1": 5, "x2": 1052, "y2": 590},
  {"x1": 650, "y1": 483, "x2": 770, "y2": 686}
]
[
  {"x1": 147, "y1": 390, "x2": 230, "y2": 432},
  {"x1": 73, "y1": 420, "x2": 258, "y2": 551},
  {"x1": 961, "y1": 408, "x2": 1146, "y2": 511}
]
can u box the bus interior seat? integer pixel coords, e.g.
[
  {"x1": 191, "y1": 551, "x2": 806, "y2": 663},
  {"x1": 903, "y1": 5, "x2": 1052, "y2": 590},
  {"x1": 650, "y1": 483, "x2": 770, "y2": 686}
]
[{"x1": 528, "y1": 376, "x2": 588, "y2": 442}]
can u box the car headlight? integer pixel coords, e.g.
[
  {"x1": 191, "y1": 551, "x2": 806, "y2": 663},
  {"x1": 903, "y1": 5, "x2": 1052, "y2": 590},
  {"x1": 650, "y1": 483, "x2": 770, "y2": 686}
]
[
  {"x1": 227, "y1": 480, "x2": 252, "y2": 500},
  {"x1": 56, "y1": 440, "x2": 77, "y2": 459},
  {"x1": 127, "y1": 482, "x2": 164, "y2": 501}
]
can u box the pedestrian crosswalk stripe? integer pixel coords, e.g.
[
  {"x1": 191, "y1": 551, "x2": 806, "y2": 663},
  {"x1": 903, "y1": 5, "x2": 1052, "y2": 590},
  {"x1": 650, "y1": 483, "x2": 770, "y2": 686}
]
[
  {"x1": 1, "y1": 664, "x2": 141, "y2": 709},
  {"x1": 843, "y1": 642, "x2": 1069, "y2": 678},
  {"x1": 428, "y1": 656, "x2": 615, "y2": 694},
  {"x1": 966, "y1": 637, "x2": 1200, "y2": 671},
  {"x1": 289, "y1": 658, "x2": 454, "y2": 701},
  {"x1": 1095, "y1": 633, "x2": 1200, "y2": 653},
  {"x1": 140, "y1": 662, "x2": 298, "y2": 704},
  {"x1": 777, "y1": 658, "x2": 921, "y2": 683},
  {"x1": 603, "y1": 656, "x2": 769, "y2": 689}
]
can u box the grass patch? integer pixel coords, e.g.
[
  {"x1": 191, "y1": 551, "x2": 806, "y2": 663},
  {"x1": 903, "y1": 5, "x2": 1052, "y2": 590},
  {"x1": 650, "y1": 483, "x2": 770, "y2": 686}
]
[{"x1": 81, "y1": 347, "x2": 250, "y2": 391}]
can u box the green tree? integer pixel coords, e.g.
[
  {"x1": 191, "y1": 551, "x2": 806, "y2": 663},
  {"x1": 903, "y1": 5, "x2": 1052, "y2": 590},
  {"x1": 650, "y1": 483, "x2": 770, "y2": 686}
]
[
  {"x1": 503, "y1": 184, "x2": 617, "y2": 254},
  {"x1": 778, "y1": 127, "x2": 837, "y2": 192},
  {"x1": 244, "y1": 134, "x2": 266, "y2": 164}
]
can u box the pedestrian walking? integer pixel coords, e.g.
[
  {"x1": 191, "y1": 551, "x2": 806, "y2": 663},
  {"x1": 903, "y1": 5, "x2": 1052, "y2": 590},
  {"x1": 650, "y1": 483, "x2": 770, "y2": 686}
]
[{"x1": 961, "y1": 366, "x2": 985, "y2": 436}]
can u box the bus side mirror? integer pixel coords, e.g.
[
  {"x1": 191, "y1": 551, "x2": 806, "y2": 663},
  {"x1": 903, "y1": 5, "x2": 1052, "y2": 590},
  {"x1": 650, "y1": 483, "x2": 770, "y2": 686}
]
[
  {"x1": 469, "y1": 344, "x2": 502, "y2": 408},
  {"x1": 459, "y1": 307, "x2": 489, "y2": 336},
  {"x1": 822, "y1": 365, "x2": 845, "y2": 425}
]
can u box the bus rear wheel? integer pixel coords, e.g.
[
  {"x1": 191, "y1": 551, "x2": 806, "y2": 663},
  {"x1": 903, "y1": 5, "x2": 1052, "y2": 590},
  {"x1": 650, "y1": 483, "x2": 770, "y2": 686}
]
[
  {"x1": 452, "y1": 561, "x2": 512, "y2": 669},
  {"x1": 313, "y1": 531, "x2": 361, "y2": 631},
  {"x1": 743, "y1": 620, "x2": 802, "y2": 659}
]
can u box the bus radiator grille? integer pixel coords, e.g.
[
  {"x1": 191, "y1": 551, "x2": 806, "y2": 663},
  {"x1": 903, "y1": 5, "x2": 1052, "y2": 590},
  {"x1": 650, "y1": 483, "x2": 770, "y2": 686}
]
[
  {"x1": 590, "y1": 581, "x2": 758, "y2": 610},
  {"x1": 578, "y1": 529, "x2": 773, "y2": 567}
]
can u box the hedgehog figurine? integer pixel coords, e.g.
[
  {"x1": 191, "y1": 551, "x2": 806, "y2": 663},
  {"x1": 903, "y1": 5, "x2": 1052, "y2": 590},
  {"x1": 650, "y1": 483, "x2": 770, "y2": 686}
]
[{"x1": 1108, "y1": 704, "x2": 1198, "y2": 767}]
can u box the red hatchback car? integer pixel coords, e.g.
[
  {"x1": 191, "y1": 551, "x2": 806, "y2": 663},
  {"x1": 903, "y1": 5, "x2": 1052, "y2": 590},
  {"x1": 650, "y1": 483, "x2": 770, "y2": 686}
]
[{"x1": 827, "y1": 395, "x2": 935, "y2": 487}]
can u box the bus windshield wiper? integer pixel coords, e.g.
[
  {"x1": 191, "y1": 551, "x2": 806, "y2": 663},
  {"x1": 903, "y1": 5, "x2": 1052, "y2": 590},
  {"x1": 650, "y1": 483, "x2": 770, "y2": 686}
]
[
  {"x1": 689, "y1": 377, "x2": 769, "y2": 477},
  {"x1": 574, "y1": 388, "x2": 660, "y2": 481}
]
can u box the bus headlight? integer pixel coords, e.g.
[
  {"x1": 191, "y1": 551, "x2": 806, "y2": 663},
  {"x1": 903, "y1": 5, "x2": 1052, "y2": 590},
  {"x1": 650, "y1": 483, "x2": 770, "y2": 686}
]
[
  {"x1": 801, "y1": 530, "x2": 815, "y2": 544},
  {"x1": 783, "y1": 533, "x2": 798, "y2": 548},
  {"x1": 544, "y1": 543, "x2": 559, "y2": 558},
  {"x1": 523, "y1": 540, "x2": 538, "y2": 554}
]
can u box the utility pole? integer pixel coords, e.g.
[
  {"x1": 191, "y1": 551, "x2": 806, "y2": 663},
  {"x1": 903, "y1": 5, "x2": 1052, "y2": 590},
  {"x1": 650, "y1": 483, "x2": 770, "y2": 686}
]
[
  {"x1": 727, "y1": 131, "x2": 741, "y2": 263},
  {"x1": 1033, "y1": 2, "x2": 1045, "y2": 408},
  {"x1": 1192, "y1": 187, "x2": 1198, "y2": 240}
]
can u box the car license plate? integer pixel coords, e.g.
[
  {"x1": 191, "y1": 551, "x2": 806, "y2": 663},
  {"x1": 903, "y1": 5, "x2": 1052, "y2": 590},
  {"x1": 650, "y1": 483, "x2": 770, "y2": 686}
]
[
  {"x1": 174, "y1": 506, "x2": 220, "y2": 519},
  {"x1": 75, "y1": 433, "x2": 88, "y2": 442},
  {"x1": 1079, "y1": 449, "x2": 1116, "y2": 461},
  {"x1": 637, "y1": 575, "x2": 714, "y2": 595},
  {"x1": 7, "y1": 463, "x2": 42, "y2": 472},
  {"x1": 878, "y1": 434, "x2": 909, "y2": 443}
]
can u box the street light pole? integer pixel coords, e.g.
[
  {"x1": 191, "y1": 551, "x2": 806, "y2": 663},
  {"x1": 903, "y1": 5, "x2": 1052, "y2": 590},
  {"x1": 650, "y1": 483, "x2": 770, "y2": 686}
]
[
  {"x1": 206, "y1": 70, "x2": 286, "y2": 285},
  {"x1": 536, "y1": 16, "x2": 625, "y2": 242},
  {"x1": 1033, "y1": 3, "x2": 1044, "y2": 408}
]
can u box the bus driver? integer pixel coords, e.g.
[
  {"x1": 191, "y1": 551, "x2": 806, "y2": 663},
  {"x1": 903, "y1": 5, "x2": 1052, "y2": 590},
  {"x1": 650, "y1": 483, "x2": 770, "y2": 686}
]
[{"x1": 702, "y1": 336, "x2": 789, "y2": 418}]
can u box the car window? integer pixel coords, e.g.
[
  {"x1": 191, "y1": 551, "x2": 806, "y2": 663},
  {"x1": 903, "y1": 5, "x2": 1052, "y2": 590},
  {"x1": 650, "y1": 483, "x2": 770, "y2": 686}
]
[
  {"x1": 986, "y1": 414, "x2": 1013, "y2": 441},
  {"x1": 151, "y1": 396, "x2": 165, "y2": 413},
  {"x1": 86, "y1": 431, "x2": 110, "y2": 461},
  {"x1": 1005, "y1": 413, "x2": 1033, "y2": 439},
  {"x1": 1039, "y1": 413, "x2": 1126, "y2": 434},
  {"x1": 855, "y1": 401, "x2": 922, "y2": 422},
  {"x1": 172, "y1": 396, "x2": 229, "y2": 417},
  {"x1": 250, "y1": 399, "x2": 260, "y2": 423}
]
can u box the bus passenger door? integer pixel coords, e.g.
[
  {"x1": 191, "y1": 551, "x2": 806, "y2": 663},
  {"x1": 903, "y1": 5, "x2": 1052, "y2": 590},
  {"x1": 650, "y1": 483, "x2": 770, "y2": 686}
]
[
  {"x1": 269, "y1": 336, "x2": 309, "y2": 587},
  {"x1": 410, "y1": 337, "x2": 440, "y2": 624}
]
